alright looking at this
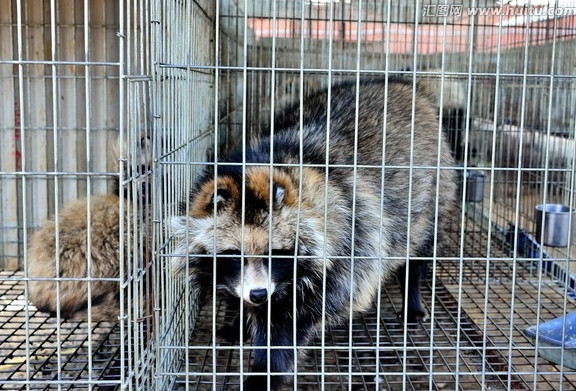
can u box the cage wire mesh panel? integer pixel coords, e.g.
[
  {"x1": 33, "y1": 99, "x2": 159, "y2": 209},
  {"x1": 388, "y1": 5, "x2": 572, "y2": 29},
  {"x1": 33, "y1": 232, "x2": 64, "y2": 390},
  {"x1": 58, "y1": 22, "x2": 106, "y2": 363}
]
[
  {"x1": 3, "y1": 0, "x2": 576, "y2": 390},
  {"x1": 0, "y1": 0, "x2": 155, "y2": 389},
  {"x1": 153, "y1": 0, "x2": 219, "y2": 390},
  {"x1": 156, "y1": 0, "x2": 576, "y2": 391}
]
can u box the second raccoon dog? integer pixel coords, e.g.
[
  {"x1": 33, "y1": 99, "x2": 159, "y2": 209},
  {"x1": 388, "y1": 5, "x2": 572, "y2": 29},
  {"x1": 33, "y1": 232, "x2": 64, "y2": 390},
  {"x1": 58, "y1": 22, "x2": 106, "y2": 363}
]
[
  {"x1": 28, "y1": 133, "x2": 152, "y2": 322},
  {"x1": 171, "y1": 78, "x2": 458, "y2": 390},
  {"x1": 28, "y1": 194, "x2": 126, "y2": 321}
]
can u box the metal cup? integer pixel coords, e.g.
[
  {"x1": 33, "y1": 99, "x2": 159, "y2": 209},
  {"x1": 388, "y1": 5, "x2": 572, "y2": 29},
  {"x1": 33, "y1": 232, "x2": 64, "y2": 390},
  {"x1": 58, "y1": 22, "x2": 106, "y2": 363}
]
[{"x1": 535, "y1": 204, "x2": 575, "y2": 247}]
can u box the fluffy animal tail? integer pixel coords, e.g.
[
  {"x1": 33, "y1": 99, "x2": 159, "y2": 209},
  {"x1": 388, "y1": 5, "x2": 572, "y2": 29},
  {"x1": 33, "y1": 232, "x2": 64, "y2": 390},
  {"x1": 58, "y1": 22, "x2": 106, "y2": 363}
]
[{"x1": 30, "y1": 279, "x2": 120, "y2": 322}]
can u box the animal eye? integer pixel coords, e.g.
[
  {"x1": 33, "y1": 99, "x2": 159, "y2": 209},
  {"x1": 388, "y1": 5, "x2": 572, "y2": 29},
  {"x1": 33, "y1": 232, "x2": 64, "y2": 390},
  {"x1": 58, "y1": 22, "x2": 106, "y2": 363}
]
[
  {"x1": 216, "y1": 250, "x2": 241, "y2": 264},
  {"x1": 270, "y1": 249, "x2": 295, "y2": 257}
]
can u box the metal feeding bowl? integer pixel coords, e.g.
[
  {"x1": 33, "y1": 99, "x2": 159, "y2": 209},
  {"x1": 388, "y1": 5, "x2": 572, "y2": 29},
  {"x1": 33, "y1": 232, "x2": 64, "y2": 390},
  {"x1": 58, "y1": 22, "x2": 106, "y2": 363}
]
[{"x1": 535, "y1": 204, "x2": 575, "y2": 247}]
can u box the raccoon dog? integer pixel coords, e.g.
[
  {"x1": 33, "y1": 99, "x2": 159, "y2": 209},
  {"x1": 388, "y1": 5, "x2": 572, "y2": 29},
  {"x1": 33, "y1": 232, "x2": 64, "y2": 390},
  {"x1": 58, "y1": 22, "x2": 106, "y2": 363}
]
[
  {"x1": 171, "y1": 78, "x2": 457, "y2": 390},
  {"x1": 29, "y1": 194, "x2": 126, "y2": 321},
  {"x1": 28, "y1": 133, "x2": 152, "y2": 322}
]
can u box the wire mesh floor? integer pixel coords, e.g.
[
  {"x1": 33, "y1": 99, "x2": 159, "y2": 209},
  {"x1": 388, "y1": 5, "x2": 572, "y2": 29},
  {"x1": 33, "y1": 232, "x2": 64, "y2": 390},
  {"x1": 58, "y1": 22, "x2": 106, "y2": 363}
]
[
  {"x1": 2, "y1": 217, "x2": 576, "y2": 390},
  {"x1": 175, "y1": 220, "x2": 576, "y2": 391},
  {"x1": 0, "y1": 271, "x2": 122, "y2": 390}
]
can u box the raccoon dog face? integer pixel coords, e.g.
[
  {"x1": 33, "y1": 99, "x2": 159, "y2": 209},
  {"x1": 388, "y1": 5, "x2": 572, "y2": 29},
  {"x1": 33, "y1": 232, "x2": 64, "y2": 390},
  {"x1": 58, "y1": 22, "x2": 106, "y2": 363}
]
[{"x1": 172, "y1": 166, "x2": 303, "y2": 306}]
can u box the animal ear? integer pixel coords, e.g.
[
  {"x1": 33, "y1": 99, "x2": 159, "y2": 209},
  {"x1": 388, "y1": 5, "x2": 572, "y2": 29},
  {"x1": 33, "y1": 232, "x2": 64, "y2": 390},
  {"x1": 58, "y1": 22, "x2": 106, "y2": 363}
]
[
  {"x1": 273, "y1": 183, "x2": 285, "y2": 206},
  {"x1": 210, "y1": 188, "x2": 231, "y2": 210}
]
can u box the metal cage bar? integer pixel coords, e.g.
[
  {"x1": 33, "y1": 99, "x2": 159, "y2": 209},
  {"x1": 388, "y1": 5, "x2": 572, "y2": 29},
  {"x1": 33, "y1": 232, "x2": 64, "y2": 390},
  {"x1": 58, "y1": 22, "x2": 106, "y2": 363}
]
[{"x1": 1, "y1": 1, "x2": 576, "y2": 390}]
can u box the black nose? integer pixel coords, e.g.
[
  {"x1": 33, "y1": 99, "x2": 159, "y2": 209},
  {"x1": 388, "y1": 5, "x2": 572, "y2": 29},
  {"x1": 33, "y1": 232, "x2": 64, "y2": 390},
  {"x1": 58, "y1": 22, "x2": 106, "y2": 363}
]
[{"x1": 249, "y1": 288, "x2": 268, "y2": 304}]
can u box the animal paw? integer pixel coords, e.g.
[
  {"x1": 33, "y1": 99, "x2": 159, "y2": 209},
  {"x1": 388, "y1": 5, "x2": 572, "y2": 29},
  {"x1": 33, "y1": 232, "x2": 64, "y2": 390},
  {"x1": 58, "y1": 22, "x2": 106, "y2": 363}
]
[
  {"x1": 407, "y1": 307, "x2": 429, "y2": 323},
  {"x1": 243, "y1": 375, "x2": 269, "y2": 391},
  {"x1": 399, "y1": 306, "x2": 429, "y2": 325}
]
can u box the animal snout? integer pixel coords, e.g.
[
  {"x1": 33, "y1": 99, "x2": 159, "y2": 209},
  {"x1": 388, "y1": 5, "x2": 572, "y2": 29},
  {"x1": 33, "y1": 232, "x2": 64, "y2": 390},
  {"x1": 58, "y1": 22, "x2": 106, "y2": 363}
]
[{"x1": 249, "y1": 288, "x2": 268, "y2": 304}]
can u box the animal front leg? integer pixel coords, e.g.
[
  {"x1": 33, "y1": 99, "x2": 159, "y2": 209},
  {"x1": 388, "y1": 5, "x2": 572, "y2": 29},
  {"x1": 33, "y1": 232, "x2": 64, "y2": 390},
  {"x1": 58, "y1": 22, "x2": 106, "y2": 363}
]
[
  {"x1": 216, "y1": 312, "x2": 242, "y2": 343},
  {"x1": 216, "y1": 298, "x2": 249, "y2": 343},
  {"x1": 244, "y1": 311, "x2": 315, "y2": 391},
  {"x1": 244, "y1": 319, "x2": 294, "y2": 390}
]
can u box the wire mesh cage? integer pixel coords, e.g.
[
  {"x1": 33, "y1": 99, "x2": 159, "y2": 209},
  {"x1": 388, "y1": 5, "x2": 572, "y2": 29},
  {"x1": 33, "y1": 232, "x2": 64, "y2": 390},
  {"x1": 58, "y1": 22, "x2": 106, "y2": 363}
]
[
  {"x1": 2, "y1": 0, "x2": 576, "y2": 390},
  {"x1": 0, "y1": 0, "x2": 154, "y2": 389},
  {"x1": 157, "y1": 1, "x2": 576, "y2": 390}
]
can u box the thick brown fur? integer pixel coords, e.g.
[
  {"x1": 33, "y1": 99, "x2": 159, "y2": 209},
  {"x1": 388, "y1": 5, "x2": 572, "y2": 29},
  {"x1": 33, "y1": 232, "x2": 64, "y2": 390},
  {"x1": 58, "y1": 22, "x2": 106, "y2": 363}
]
[
  {"x1": 172, "y1": 78, "x2": 458, "y2": 390},
  {"x1": 28, "y1": 195, "x2": 124, "y2": 321},
  {"x1": 28, "y1": 133, "x2": 152, "y2": 322}
]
